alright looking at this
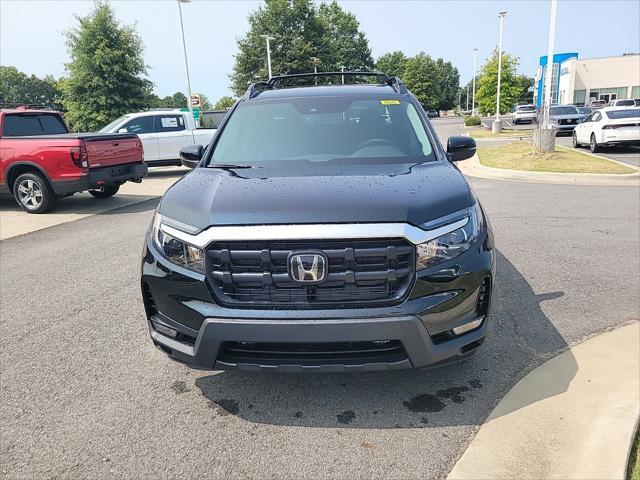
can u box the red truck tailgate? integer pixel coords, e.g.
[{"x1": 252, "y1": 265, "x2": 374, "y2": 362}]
[{"x1": 81, "y1": 134, "x2": 143, "y2": 169}]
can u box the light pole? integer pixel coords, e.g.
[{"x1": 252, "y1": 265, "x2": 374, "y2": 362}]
[
  {"x1": 466, "y1": 85, "x2": 470, "y2": 112},
  {"x1": 260, "y1": 34, "x2": 275, "y2": 79},
  {"x1": 177, "y1": 0, "x2": 193, "y2": 121},
  {"x1": 310, "y1": 57, "x2": 320, "y2": 85},
  {"x1": 340, "y1": 65, "x2": 345, "y2": 85},
  {"x1": 542, "y1": 0, "x2": 558, "y2": 128},
  {"x1": 492, "y1": 11, "x2": 507, "y2": 133},
  {"x1": 472, "y1": 48, "x2": 477, "y2": 116}
]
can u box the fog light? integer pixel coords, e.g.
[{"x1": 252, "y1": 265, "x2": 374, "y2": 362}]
[
  {"x1": 452, "y1": 318, "x2": 483, "y2": 336},
  {"x1": 152, "y1": 321, "x2": 178, "y2": 338}
]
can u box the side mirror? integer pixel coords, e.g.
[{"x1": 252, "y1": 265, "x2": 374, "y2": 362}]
[
  {"x1": 180, "y1": 144, "x2": 204, "y2": 169},
  {"x1": 117, "y1": 128, "x2": 128, "y2": 133},
  {"x1": 446, "y1": 136, "x2": 477, "y2": 162}
]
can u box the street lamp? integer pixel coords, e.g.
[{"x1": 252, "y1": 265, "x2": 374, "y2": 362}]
[
  {"x1": 177, "y1": 0, "x2": 193, "y2": 121},
  {"x1": 310, "y1": 57, "x2": 321, "y2": 85},
  {"x1": 492, "y1": 11, "x2": 507, "y2": 134},
  {"x1": 260, "y1": 34, "x2": 275, "y2": 79},
  {"x1": 472, "y1": 48, "x2": 477, "y2": 116},
  {"x1": 542, "y1": 0, "x2": 558, "y2": 128}
]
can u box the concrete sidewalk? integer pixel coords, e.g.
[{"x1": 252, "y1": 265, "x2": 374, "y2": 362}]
[
  {"x1": 448, "y1": 321, "x2": 640, "y2": 480},
  {"x1": 0, "y1": 167, "x2": 184, "y2": 240}
]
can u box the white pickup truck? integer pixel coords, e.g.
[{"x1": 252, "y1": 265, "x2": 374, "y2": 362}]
[{"x1": 99, "y1": 110, "x2": 216, "y2": 166}]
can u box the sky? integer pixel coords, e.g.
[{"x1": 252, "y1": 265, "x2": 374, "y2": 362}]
[{"x1": 1, "y1": 0, "x2": 639, "y2": 100}]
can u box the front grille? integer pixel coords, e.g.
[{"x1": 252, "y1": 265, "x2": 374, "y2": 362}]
[
  {"x1": 218, "y1": 340, "x2": 407, "y2": 366},
  {"x1": 559, "y1": 118, "x2": 576, "y2": 125},
  {"x1": 206, "y1": 238, "x2": 415, "y2": 308}
]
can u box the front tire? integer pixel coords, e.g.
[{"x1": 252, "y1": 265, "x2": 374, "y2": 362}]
[
  {"x1": 590, "y1": 134, "x2": 600, "y2": 153},
  {"x1": 89, "y1": 184, "x2": 120, "y2": 198},
  {"x1": 13, "y1": 172, "x2": 57, "y2": 214},
  {"x1": 572, "y1": 131, "x2": 580, "y2": 148}
]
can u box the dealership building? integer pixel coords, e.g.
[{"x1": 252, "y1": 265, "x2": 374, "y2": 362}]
[{"x1": 533, "y1": 52, "x2": 640, "y2": 107}]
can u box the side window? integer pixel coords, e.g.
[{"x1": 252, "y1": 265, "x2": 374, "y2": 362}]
[
  {"x1": 592, "y1": 112, "x2": 602, "y2": 122},
  {"x1": 583, "y1": 113, "x2": 593, "y2": 123},
  {"x1": 155, "y1": 115, "x2": 185, "y2": 133},
  {"x1": 122, "y1": 116, "x2": 154, "y2": 134}
]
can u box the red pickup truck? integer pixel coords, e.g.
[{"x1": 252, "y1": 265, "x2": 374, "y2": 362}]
[{"x1": 0, "y1": 108, "x2": 147, "y2": 213}]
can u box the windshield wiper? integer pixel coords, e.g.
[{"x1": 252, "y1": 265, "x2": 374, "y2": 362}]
[{"x1": 208, "y1": 163, "x2": 255, "y2": 169}]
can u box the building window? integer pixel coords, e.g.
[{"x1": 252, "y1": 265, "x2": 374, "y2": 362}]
[
  {"x1": 573, "y1": 90, "x2": 586, "y2": 105},
  {"x1": 541, "y1": 63, "x2": 560, "y2": 104},
  {"x1": 631, "y1": 86, "x2": 640, "y2": 98},
  {"x1": 588, "y1": 87, "x2": 628, "y2": 102}
]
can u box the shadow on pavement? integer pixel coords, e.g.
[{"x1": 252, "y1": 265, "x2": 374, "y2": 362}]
[{"x1": 195, "y1": 249, "x2": 576, "y2": 429}]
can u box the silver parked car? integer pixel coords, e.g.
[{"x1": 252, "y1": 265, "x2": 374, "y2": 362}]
[
  {"x1": 512, "y1": 104, "x2": 537, "y2": 124},
  {"x1": 549, "y1": 105, "x2": 585, "y2": 134}
]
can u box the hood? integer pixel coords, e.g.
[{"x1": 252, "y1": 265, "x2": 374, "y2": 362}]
[{"x1": 159, "y1": 161, "x2": 472, "y2": 231}]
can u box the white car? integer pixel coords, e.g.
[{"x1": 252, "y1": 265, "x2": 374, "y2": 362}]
[
  {"x1": 512, "y1": 104, "x2": 537, "y2": 124},
  {"x1": 608, "y1": 99, "x2": 636, "y2": 108},
  {"x1": 99, "y1": 110, "x2": 216, "y2": 166},
  {"x1": 572, "y1": 106, "x2": 640, "y2": 153}
]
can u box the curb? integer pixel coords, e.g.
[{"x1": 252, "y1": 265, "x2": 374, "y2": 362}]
[
  {"x1": 457, "y1": 152, "x2": 640, "y2": 186},
  {"x1": 448, "y1": 322, "x2": 640, "y2": 480}
]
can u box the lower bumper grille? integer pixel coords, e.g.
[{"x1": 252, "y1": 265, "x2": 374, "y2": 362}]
[
  {"x1": 206, "y1": 238, "x2": 415, "y2": 308},
  {"x1": 218, "y1": 340, "x2": 407, "y2": 366}
]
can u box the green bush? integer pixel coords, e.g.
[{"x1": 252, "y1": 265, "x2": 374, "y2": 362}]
[{"x1": 464, "y1": 116, "x2": 481, "y2": 126}]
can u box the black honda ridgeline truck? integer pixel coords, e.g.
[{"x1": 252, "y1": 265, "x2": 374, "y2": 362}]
[{"x1": 141, "y1": 72, "x2": 494, "y2": 372}]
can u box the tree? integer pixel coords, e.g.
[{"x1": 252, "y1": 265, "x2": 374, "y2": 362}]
[
  {"x1": 375, "y1": 51, "x2": 408, "y2": 79},
  {"x1": 0, "y1": 66, "x2": 62, "y2": 108},
  {"x1": 475, "y1": 49, "x2": 522, "y2": 116},
  {"x1": 403, "y1": 53, "x2": 439, "y2": 110},
  {"x1": 515, "y1": 74, "x2": 535, "y2": 103},
  {"x1": 60, "y1": 1, "x2": 151, "y2": 131},
  {"x1": 316, "y1": 1, "x2": 373, "y2": 71},
  {"x1": 230, "y1": 0, "x2": 373, "y2": 95},
  {"x1": 231, "y1": 0, "x2": 327, "y2": 95},
  {"x1": 434, "y1": 58, "x2": 459, "y2": 111},
  {"x1": 214, "y1": 96, "x2": 236, "y2": 110}
]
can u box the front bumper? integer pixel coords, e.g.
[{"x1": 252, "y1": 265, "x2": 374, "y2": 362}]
[
  {"x1": 141, "y1": 226, "x2": 495, "y2": 372},
  {"x1": 52, "y1": 162, "x2": 148, "y2": 195}
]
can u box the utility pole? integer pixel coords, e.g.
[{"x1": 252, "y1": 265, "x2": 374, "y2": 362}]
[
  {"x1": 543, "y1": 0, "x2": 557, "y2": 128},
  {"x1": 177, "y1": 0, "x2": 193, "y2": 121},
  {"x1": 466, "y1": 85, "x2": 470, "y2": 112},
  {"x1": 472, "y1": 48, "x2": 477, "y2": 116},
  {"x1": 492, "y1": 11, "x2": 507, "y2": 133},
  {"x1": 340, "y1": 66, "x2": 345, "y2": 85},
  {"x1": 260, "y1": 34, "x2": 275, "y2": 79}
]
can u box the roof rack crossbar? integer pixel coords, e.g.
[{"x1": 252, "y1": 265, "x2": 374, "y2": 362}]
[
  {"x1": 266, "y1": 71, "x2": 392, "y2": 88},
  {"x1": 242, "y1": 71, "x2": 408, "y2": 99}
]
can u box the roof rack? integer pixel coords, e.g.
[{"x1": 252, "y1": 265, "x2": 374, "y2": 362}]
[{"x1": 242, "y1": 71, "x2": 407, "y2": 99}]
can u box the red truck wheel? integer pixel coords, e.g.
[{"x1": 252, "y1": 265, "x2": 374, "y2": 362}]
[
  {"x1": 13, "y1": 172, "x2": 57, "y2": 214},
  {"x1": 89, "y1": 184, "x2": 120, "y2": 198}
]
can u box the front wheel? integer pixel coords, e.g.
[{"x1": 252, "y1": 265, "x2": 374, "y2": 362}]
[
  {"x1": 13, "y1": 172, "x2": 57, "y2": 214},
  {"x1": 89, "y1": 184, "x2": 120, "y2": 198},
  {"x1": 590, "y1": 134, "x2": 600, "y2": 153},
  {"x1": 572, "y1": 132, "x2": 580, "y2": 148}
]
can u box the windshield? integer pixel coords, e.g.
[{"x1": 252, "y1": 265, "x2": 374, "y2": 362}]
[
  {"x1": 606, "y1": 108, "x2": 640, "y2": 119},
  {"x1": 208, "y1": 96, "x2": 435, "y2": 165},
  {"x1": 578, "y1": 107, "x2": 591, "y2": 114},
  {"x1": 99, "y1": 115, "x2": 129, "y2": 132},
  {"x1": 550, "y1": 106, "x2": 578, "y2": 116},
  {"x1": 614, "y1": 99, "x2": 635, "y2": 106}
]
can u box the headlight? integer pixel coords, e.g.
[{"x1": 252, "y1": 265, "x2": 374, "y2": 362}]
[
  {"x1": 416, "y1": 204, "x2": 484, "y2": 269},
  {"x1": 151, "y1": 213, "x2": 205, "y2": 273}
]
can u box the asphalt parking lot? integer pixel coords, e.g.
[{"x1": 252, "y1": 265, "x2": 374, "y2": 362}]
[{"x1": 1, "y1": 117, "x2": 639, "y2": 479}]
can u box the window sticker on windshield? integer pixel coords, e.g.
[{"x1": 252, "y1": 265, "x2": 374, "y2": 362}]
[
  {"x1": 161, "y1": 117, "x2": 178, "y2": 128},
  {"x1": 381, "y1": 99, "x2": 400, "y2": 105}
]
